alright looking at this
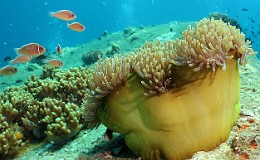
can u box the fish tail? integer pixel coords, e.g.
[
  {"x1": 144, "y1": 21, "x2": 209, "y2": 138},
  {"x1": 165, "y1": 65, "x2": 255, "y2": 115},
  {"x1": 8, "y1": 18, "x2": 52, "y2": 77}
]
[
  {"x1": 8, "y1": 60, "x2": 14, "y2": 65},
  {"x1": 49, "y1": 11, "x2": 55, "y2": 17},
  {"x1": 42, "y1": 59, "x2": 48, "y2": 64},
  {"x1": 14, "y1": 48, "x2": 20, "y2": 55}
]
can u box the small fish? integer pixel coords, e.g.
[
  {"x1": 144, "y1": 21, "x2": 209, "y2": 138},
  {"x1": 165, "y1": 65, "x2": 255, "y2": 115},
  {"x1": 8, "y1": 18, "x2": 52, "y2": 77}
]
[
  {"x1": 35, "y1": 54, "x2": 48, "y2": 61},
  {"x1": 56, "y1": 44, "x2": 62, "y2": 54},
  {"x1": 45, "y1": 59, "x2": 63, "y2": 67},
  {"x1": 3, "y1": 56, "x2": 14, "y2": 62},
  {"x1": 15, "y1": 79, "x2": 23, "y2": 84},
  {"x1": 250, "y1": 19, "x2": 255, "y2": 23},
  {"x1": 50, "y1": 10, "x2": 76, "y2": 21},
  {"x1": 0, "y1": 65, "x2": 18, "y2": 76},
  {"x1": 10, "y1": 54, "x2": 32, "y2": 64},
  {"x1": 15, "y1": 43, "x2": 46, "y2": 56},
  {"x1": 68, "y1": 22, "x2": 85, "y2": 32},
  {"x1": 241, "y1": 8, "x2": 248, "y2": 11}
]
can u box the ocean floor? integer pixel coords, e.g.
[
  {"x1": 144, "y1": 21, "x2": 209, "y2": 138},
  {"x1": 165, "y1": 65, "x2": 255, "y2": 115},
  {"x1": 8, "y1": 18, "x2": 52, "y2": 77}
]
[{"x1": 1, "y1": 20, "x2": 259, "y2": 160}]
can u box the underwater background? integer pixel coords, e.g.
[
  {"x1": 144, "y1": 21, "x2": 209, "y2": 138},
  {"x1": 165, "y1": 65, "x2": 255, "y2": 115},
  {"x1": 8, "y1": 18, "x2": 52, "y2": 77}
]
[{"x1": 0, "y1": 0, "x2": 259, "y2": 67}]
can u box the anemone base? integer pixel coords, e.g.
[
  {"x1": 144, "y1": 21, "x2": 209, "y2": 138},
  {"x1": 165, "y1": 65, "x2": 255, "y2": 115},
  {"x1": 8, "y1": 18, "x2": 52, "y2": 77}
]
[{"x1": 98, "y1": 59, "x2": 240, "y2": 159}]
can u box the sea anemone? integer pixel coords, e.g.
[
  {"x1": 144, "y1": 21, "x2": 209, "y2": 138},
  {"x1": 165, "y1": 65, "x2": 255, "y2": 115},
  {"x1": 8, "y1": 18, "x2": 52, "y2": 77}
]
[{"x1": 83, "y1": 18, "x2": 257, "y2": 159}]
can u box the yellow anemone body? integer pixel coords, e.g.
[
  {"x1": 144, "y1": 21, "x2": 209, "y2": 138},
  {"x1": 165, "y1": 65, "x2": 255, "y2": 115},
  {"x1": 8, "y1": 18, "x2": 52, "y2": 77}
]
[{"x1": 97, "y1": 58, "x2": 240, "y2": 159}]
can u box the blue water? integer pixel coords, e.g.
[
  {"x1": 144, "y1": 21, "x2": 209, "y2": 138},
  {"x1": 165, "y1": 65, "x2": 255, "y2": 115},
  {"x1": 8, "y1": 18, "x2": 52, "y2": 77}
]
[{"x1": 0, "y1": 0, "x2": 259, "y2": 68}]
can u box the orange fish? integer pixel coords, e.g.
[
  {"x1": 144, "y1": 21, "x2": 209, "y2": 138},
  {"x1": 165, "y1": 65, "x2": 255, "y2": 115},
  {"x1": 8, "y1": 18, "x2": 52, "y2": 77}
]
[
  {"x1": 50, "y1": 10, "x2": 76, "y2": 21},
  {"x1": 0, "y1": 65, "x2": 18, "y2": 76},
  {"x1": 15, "y1": 43, "x2": 46, "y2": 56},
  {"x1": 57, "y1": 44, "x2": 62, "y2": 54},
  {"x1": 68, "y1": 22, "x2": 85, "y2": 32},
  {"x1": 11, "y1": 55, "x2": 32, "y2": 64},
  {"x1": 46, "y1": 59, "x2": 63, "y2": 67}
]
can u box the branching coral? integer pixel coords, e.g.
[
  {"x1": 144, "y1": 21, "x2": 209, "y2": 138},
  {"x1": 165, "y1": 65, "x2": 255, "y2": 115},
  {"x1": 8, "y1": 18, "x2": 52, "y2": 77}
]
[
  {"x1": 0, "y1": 87, "x2": 30, "y2": 155},
  {"x1": 21, "y1": 98, "x2": 82, "y2": 143},
  {"x1": 0, "y1": 65, "x2": 91, "y2": 155},
  {"x1": 83, "y1": 18, "x2": 257, "y2": 159},
  {"x1": 0, "y1": 120, "x2": 23, "y2": 156},
  {"x1": 25, "y1": 65, "x2": 90, "y2": 105},
  {"x1": 21, "y1": 66, "x2": 90, "y2": 141}
]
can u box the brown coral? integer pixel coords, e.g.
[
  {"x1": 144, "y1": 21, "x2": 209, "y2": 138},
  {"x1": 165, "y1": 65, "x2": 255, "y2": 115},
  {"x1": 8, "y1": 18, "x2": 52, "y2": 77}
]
[
  {"x1": 0, "y1": 87, "x2": 30, "y2": 155},
  {"x1": 81, "y1": 50, "x2": 102, "y2": 66},
  {"x1": 0, "y1": 65, "x2": 91, "y2": 155},
  {"x1": 21, "y1": 66, "x2": 90, "y2": 141},
  {"x1": 21, "y1": 98, "x2": 82, "y2": 143},
  {"x1": 83, "y1": 18, "x2": 257, "y2": 159},
  {"x1": 208, "y1": 12, "x2": 242, "y2": 30},
  {"x1": 25, "y1": 65, "x2": 90, "y2": 105}
]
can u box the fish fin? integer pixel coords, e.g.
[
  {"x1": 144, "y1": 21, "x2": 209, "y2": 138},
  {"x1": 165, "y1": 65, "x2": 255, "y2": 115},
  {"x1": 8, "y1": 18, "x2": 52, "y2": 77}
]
[
  {"x1": 8, "y1": 60, "x2": 14, "y2": 65},
  {"x1": 49, "y1": 11, "x2": 55, "y2": 17},
  {"x1": 41, "y1": 59, "x2": 48, "y2": 64},
  {"x1": 14, "y1": 48, "x2": 20, "y2": 55}
]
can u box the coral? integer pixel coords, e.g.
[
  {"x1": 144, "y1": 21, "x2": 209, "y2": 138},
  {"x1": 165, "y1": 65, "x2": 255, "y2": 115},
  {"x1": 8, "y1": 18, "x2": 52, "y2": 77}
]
[
  {"x1": 21, "y1": 66, "x2": 90, "y2": 142},
  {"x1": 106, "y1": 43, "x2": 120, "y2": 57},
  {"x1": 25, "y1": 65, "x2": 90, "y2": 105},
  {"x1": 0, "y1": 65, "x2": 91, "y2": 155},
  {"x1": 0, "y1": 87, "x2": 33, "y2": 116},
  {"x1": 81, "y1": 50, "x2": 102, "y2": 66},
  {"x1": 0, "y1": 87, "x2": 30, "y2": 155},
  {"x1": 21, "y1": 98, "x2": 82, "y2": 143},
  {"x1": 208, "y1": 12, "x2": 242, "y2": 30},
  {"x1": 83, "y1": 18, "x2": 257, "y2": 159},
  {"x1": 123, "y1": 27, "x2": 136, "y2": 36},
  {"x1": 98, "y1": 30, "x2": 109, "y2": 40},
  {"x1": 0, "y1": 120, "x2": 23, "y2": 156}
]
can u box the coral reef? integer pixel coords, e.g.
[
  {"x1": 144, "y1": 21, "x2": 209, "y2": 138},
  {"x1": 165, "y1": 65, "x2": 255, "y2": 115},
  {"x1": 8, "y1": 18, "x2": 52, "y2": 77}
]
[
  {"x1": 229, "y1": 116, "x2": 260, "y2": 159},
  {"x1": 208, "y1": 12, "x2": 242, "y2": 30},
  {"x1": 83, "y1": 18, "x2": 257, "y2": 159},
  {"x1": 0, "y1": 18, "x2": 257, "y2": 159},
  {"x1": 98, "y1": 30, "x2": 109, "y2": 40},
  {"x1": 0, "y1": 65, "x2": 91, "y2": 155},
  {"x1": 21, "y1": 98, "x2": 82, "y2": 143},
  {"x1": 81, "y1": 50, "x2": 102, "y2": 66},
  {"x1": 22, "y1": 66, "x2": 90, "y2": 141},
  {"x1": 0, "y1": 87, "x2": 32, "y2": 155},
  {"x1": 106, "y1": 43, "x2": 120, "y2": 57},
  {"x1": 25, "y1": 65, "x2": 90, "y2": 106}
]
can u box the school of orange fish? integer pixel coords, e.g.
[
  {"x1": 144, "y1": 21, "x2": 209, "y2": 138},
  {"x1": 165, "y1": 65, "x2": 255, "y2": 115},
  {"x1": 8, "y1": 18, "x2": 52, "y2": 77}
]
[{"x1": 0, "y1": 10, "x2": 85, "y2": 76}]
